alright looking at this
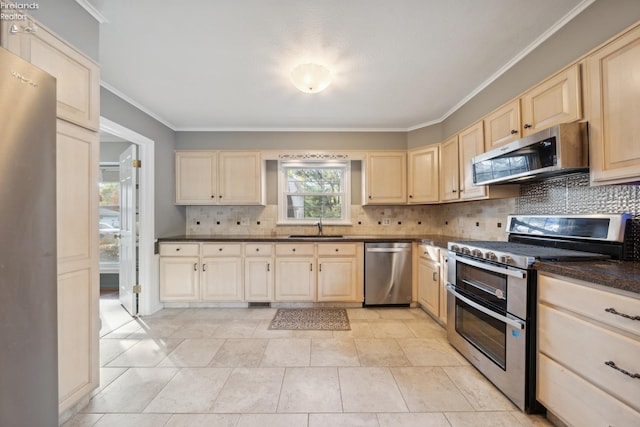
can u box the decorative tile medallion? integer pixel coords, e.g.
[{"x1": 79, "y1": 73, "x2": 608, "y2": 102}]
[{"x1": 269, "y1": 308, "x2": 350, "y2": 331}]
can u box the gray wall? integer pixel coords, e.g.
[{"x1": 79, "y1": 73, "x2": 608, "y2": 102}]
[
  {"x1": 176, "y1": 131, "x2": 407, "y2": 151},
  {"x1": 30, "y1": 0, "x2": 99, "y2": 61},
  {"x1": 100, "y1": 88, "x2": 183, "y2": 237},
  {"x1": 407, "y1": 122, "x2": 443, "y2": 149}
]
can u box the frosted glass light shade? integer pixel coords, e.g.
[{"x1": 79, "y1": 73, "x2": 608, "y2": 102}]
[{"x1": 290, "y1": 63, "x2": 332, "y2": 93}]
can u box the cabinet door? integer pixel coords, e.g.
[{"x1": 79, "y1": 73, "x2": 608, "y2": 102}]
[
  {"x1": 317, "y1": 257, "x2": 357, "y2": 302},
  {"x1": 483, "y1": 99, "x2": 521, "y2": 150},
  {"x1": 408, "y1": 145, "x2": 439, "y2": 204},
  {"x1": 159, "y1": 256, "x2": 200, "y2": 301},
  {"x1": 1, "y1": 18, "x2": 99, "y2": 130},
  {"x1": 458, "y1": 121, "x2": 486, "y2": 200},
  {"x1": 587, "y1": 25, "x2": 640, "y2": 185},
  {"x1": 438, "y1": 254, "x2": 448, "y2": 324},
  {"x1": 275, "y1": 258, "x2": 316, "y2": 301},
  {"x1": 521, "y1": 64, "x2": 582, "y2": 136},
  {"x1": 245, "y1": 258, "x2": 274, "y2": 301},
  {"x1": 201, "y1": 257, "x2": 243, "y2": 301},
  {"x1": 175, "y1": 151, "x2": 217, "y2": 204},
  {"x1": 417, "y1": 258, "x2": 439, "y2": 316},
  {"x1": 218, "y1": 151, "x2": 264, "y2": 205},
  {"x1": 439, "y1": 136, "x2": 460, "y2": 202},
  {"x1": 364, "y1": 152, "x2": 407, "y2": 204}
]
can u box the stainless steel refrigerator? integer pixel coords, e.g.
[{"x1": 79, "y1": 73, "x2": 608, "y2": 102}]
[{"x1": 0, "y1": 47, "x2": 58, "y2": 426}]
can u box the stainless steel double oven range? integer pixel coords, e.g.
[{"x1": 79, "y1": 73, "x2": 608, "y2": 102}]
[{"x1": 446, "y1": 214, "x2": 630, "y2": 412}]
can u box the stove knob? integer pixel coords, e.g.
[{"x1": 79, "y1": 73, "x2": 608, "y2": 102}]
[
  {"x1": 461, "y1": 247, "x2": 471, "y2": 255},
  {"x1": 485, "y1": 251, "x2": 498, "y2": 261},
  {"x1": 501, "y1": 255, "x2": 514, "y2": 265},
  {"x1": 450, "y1": 245, "x2": 460, "y2": 252},
  {"x1": 472, "y1": 249, "x2": 483, "y2": 258}
]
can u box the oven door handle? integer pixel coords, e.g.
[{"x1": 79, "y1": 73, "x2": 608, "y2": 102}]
[
  {"x1": 449, "y1": 254, "x2": 526, "y2": 279},
  {"x1": 446, "y1": 284, "x2": 525, "y2": 330}
]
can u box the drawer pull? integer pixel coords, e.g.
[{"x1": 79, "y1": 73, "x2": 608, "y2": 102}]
[
  {"x1": 267, "y1": 263, "x2": 270, "y2": 272},
  {"x1": 202, "y1": 264, "x2": 207, "y2": 272},
  {"x1": 194, "y1": 263, "x2": 198, "y2": 271},
  {"x1": 605, "y1": 307, "x2": 640, "y2": 321},
  {"x1": 604, "y1": 361, "x2": 640, "y2": 379}
]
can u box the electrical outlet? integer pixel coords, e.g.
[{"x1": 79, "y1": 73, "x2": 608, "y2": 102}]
[
  {"x1": 240, "y1": 217, "x2": 250, "y2": 226},
  {"x1": 382, "y1": 218, "x2": 391, "y2": 226}
]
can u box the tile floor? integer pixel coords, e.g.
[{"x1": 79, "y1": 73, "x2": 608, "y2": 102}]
[{"x1": 64, "y1": 299, "x2": 552, "y2": 427}]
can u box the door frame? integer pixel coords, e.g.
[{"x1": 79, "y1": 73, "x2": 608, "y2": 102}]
[{"x1": 100, "y1": 117, "x2": 160, "y2": 316}]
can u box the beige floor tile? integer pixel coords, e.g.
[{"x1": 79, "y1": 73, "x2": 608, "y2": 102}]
[
  {"x1": 209, "y1": 320, "x2": 260, "y2": 338},
  {"x1": 333, "y1": 320, "x2": 374, "y2": 338},
  {"x1": 375, "y1": 308, "x2": 422, "y2": 320},
  {"x1": 167, "y1": 320, "x2": 221, "y2": 339},
  {"x1": 369, "y1": 320, "x2": 416, "y2": 338},
  {"x1": 91, "y1": 367, "x2": 127, "y2": 397},
  {"x1": 209, "y1": 338, "x2": 268, "y2": 367},
  {"x1": 105, "y1": 338, "x2": 184, "y2": 367},
  {"x1": 92, "y1": 413, "x2": 171, "y2": 427},
  {"x1": 403, "y1": 320, "x2": 447, "y2": 339},
  {"x1": 355, "y1": 339, "x2": 410, "y2": 366},
  {"x1": 100, "y1": 298, "x2": 136, "y2": 337},
  {"x1": 391, "y1": 367, "x2": 474, "y2": 412},
  {"x1": 244, "y1": 308, "x2": 278, "y2": 320},
  {"x1": 377, "y1": 412, "x2": 452, "y2": 427},
  {"x1": 260, "y1": 338, "x2": 311, "y2": 367},
  {"x1": 443, "y1": 366, "x2": 516, "y2": 411},
  {"x1": 236, "y1": 414, "x2": 309, "y2": 427},
  {"x1": 210, "y1": 367, "x2": 284, "y2": 413},
  {"x1": 510, "y1": 411, "x2": 553, "y2": 426},
  {"x1": 445, "y1": 411, "x2": 525, "y2": 427},
  {"x1": 144, "y1": 367, "x2": 232, "y2": 413},
  {"x1": 347, "y1": 308, "x2": 381, "y2": 320},
  {"x1": 309, "y1": 413, "x2": 380, "y2": 427},
  {"x1": 291, "y1": 329, "x2": 334, "y2": 338},
  {"x1": 339, "y1": 367, "x2": 408, "y2": 412},
  {"x1": 277, "y1": 367, "x2": 342, "y2": 413},
  {"x1": 165, "y1": 414, "x2": 239, "y2": 427},
  {"x1": 61, "y1": 413, "x2": 104, "y2": 427},
  {"x1": 83, "y1": 367, "x2": 179, "y2": 413},
  {"x1": 251, "y1": 319, "x2": 297, "y2": 338},
  {"x1": 131, "y1": 318, "x2": 184, "y2": 338},
  {"x1": 396, "y1": 338, "x2": 467, "y2": 366},
  {"x1": 100, "y1": 339, "x2": 139, "y2": 366},
  {"x1": 157, "y1": 338, "x2": 225, "y2": 367},
  {"x1": 101, "y1": 321, "x2": 144, "y2": 339},
  {"x1": 311, "y1": 338, "x2": 360, "y2": 366}
]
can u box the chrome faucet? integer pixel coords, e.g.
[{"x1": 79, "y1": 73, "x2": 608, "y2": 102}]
[{"x1": 316, "y1": 218, "x2": 323, "y2": 236}]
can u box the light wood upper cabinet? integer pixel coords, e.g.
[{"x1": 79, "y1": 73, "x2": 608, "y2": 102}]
[
  {"x1": 1, "y1": 17, "x2": 99, "y2": 131},
  {"x1": 520, "y1": 64, "x2": 582, "y2": 136},
  {"x1": 458, "y1": 121, "x2": 486, "y2": 200},
  {"x1": 439, "y1": 136, "x2": 460, "y2": 202},
  {"x1": 175, "y1": 151, "x2": 265, "y2": 205},
  {"x1": 587, "y1": 24, "x2": 640, "y2": 186},
  {"x1": 363, "y1": 151, "x2": 407, "y2": 204},
  {"x1": 408, "y1": 145, "x2": 439, "y2": 204},
  {"x1": 483, "y1": 99, "x2": 522, "y2": 150}
]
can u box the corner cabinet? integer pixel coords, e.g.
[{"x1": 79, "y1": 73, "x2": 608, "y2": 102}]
[
  {"x1": 363, "y1": 151, "x2": 407, "y2": 204},
  {"x1": 537, "y1": 273, "x2": 640, "y2": 426},
  {"x1": 408, "y1": 145, "x2": 440, "y2": 204},
  {"x1": 586, "y1": 24, "x2": 640, "y2": 186},
  {"x1": 457, "y1": 121, "x2": 486, "y2": 200},
  {"x1": 175, "y1": 150, "x2": 265, "y2": 205}
]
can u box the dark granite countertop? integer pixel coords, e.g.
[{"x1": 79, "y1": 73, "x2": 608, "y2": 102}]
[
  {"x1": 157, "y1": 234, "x2": 463, "y2": 249},
  {"x1": 534, "y1": 260, "x2": 640, "y2": 296}
]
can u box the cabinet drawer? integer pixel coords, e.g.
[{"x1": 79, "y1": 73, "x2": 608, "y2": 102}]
[
  {"x1": 245, "y1": 243, "x2": 273, "y2": 257},
  {"x1": 275, "y1": 243, "x2": 315, "y2": 256},
  {"x1": 317, "y1": 243, "x2": 358, "y2": 256},
  {"x1": 201, "y1": 243, "x2": 242, "y2": 257},
  {"x1": 539, "y1": 304, "x2": 640, "y2": 411},
  {"x1": 537, "y1": 354, "x2": 640, "y2": 427},
  {"x1": 159, "y1": 243, "x2": 200, "y2": 257},
  {"x1": 539, "y1": 273, "x2": 640, "y2": 337},
  {"x1": 418, "y1": 244, "x2": 440, "y2": 261}
]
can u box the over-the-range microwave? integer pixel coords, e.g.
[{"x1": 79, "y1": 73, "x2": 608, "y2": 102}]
[{"x1": 472, "y1": 122, "x2": 588, "y2": 186}]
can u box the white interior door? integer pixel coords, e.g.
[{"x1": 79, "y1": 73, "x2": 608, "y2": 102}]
[{"x1": 119, "y1": 144, "x2": 137, "y2": 315}]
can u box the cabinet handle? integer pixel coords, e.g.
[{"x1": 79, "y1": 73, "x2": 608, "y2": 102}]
[
  {"x1": 202, "y1": 264, "x2": 207, "y2": 272},
  {"x1": 432, "y1": 272, "x2": 437, "y2": 281},
  {"x1": 176, "y1": 248, "x2": 181, "y2": 251},
  {"x1": 368, "y1": 195, "x2": 372, "y2": 199},
  {"x1": 335, "y1": 248, "x2": 339, "y2": 252},
  {"x1": 510, "y1": 129, "x2": 518, "y2": 135},
  {"x1": 256, "y1": 248, "x2": 260, "y2": 252},
  {"x1": 409, "y1": 195, "x2": 413, "y2": 198},
  {"x1": 452, "y1": 189, "x2": 457, "y2": 193},
  {"x1": 310, "y1": 263, "x2": 313, "y2": 271},
  {"x1": 267, "y1": 263, "x2": 270, "y2": 272},
  {"x1": 604, "y1": 361, "x2": 640, "y2": 379},
  {"x1": 292, "y1": 248, "x2": 296, "y2": 252},
  {"x1": 211, "y1": 195, "x2": 215, "y2": 199},
  {"x1": 219, "y1": 195, "x2": 223, "y2": 198},
  {"x1": 523, "y1": 124, "x2": 532, "y2": 129},
  {"x1": 319, "y1": 263, "x2": 322, "y2": 272},
  {"x1": 605, "y1": 307, "x2": 640, "y2": 321},
  {"x1": 194, "y1": 263, "x2": 198, "y2": 271},
  {"x1": 219, "y1": 248, "x2": 223, "y2": 251}
]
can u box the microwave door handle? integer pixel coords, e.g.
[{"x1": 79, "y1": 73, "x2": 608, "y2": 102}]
[
  {"x1": 446, "y1": 284, "x2": 525, "y2": 330},
  {"x1": 449, "y1": 254, "x2": 526, "y2": 279}
]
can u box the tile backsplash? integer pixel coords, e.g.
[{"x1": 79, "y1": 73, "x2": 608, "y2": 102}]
[{"x1": 186, "y1": 172, "x2": 639, "y2": 256}]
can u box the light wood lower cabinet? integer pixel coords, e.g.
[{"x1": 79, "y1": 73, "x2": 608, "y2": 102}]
[
  {"x1": 417, "y1": 244, "x2": 442, "y2": 320},
  {"x1": 244, "y1": 244, "x2": 274, "y2": 301},
  {"x1": 159, "y1": 256, "x2": 200, "y2": 301},
  {"x1": 317, "y1": 243, "x2": 361, "y2": 302},
  {"x1": 537, "y1": 273, "x2": 640, "y2": 426}
]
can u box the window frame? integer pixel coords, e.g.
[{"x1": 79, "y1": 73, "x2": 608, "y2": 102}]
[{"x1": 277, "y1": 160, "x2": 351, "y2": 225}]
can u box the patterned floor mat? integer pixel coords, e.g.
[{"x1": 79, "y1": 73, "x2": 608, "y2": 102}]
[{"x1": 269, "y1": 308, "x2": 351, "y2": 330}]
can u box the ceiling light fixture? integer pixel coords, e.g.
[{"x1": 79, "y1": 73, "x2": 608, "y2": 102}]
[{"x1": 290, "y1": 63, "x2": 332, "y2": 94}]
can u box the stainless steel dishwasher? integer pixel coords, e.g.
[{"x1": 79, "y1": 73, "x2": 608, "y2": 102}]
[{"x1": 364, "y1": 242, "x2": 412, "y2": 306}]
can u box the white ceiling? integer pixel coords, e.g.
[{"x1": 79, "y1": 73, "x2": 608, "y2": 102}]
[{"x1": 89, "y1": 0, "x2": 590, "y2": 131}]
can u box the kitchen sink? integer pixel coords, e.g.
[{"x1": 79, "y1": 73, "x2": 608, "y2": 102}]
[{"x1": 288, "y1": 235, "x2": 344, "y2": 238}]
